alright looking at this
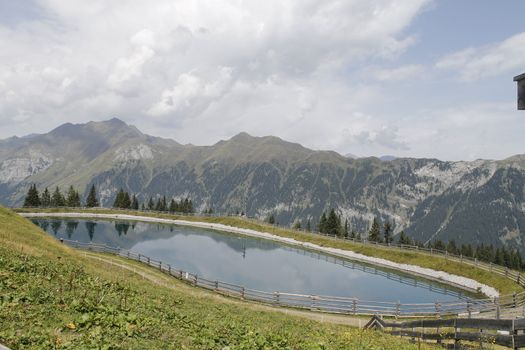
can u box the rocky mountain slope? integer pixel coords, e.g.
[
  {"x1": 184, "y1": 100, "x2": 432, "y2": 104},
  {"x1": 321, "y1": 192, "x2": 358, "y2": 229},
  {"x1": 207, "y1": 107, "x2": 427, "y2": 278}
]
[{"x1": 1, "y1": 118, "x2": 524, "y2": 252}]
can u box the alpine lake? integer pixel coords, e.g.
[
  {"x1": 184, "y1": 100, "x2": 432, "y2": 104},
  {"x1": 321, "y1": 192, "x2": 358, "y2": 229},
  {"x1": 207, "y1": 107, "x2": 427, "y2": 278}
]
[{"x1": 31, "y1": 217, "x2": 482, "y2": 304}]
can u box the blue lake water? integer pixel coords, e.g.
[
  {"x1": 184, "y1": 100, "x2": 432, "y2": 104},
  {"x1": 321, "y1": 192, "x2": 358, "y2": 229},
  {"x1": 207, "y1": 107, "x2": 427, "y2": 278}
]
[{"x1": 32, "y1": 218, "x2": 480, "y2": 304}]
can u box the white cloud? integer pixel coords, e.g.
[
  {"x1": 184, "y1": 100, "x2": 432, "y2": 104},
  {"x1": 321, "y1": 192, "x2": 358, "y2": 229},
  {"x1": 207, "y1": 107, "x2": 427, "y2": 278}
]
[
  {"x1": 436, "y1": 32, "x2": 525, "y2": 81},
  {"x1": 147, "y1": 67, "x2": 233, "y2": 118},
  {"x1": 20, "y1": 0, "x2": 525, "y2": 162},
  {"x1": 373, "y1": 64, "x2": 424, "y2": 81}
]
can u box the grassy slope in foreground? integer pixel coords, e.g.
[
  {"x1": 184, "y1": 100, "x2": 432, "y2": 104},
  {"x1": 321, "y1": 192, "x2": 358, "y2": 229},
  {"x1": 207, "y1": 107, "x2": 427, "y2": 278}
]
[
  {"x1": 15, "y1": 207, "x2": 523, "y2": 296},
  {"x1": 0, "y1": 206, "x2": 436, "y2": 350}
]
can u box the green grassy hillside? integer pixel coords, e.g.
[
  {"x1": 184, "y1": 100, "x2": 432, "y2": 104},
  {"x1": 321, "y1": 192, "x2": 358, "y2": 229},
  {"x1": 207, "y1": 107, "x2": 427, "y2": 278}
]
[{"x1": 0, "y1": 206, "x2": 435, "y2": 349}]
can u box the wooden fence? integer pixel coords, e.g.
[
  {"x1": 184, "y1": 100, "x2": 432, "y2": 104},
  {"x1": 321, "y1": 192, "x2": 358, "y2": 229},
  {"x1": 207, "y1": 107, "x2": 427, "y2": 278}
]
[
  {"x1": 365, "y1": 314, "x2": 525, "y2": 349},
  {"x1": 63, "y1": 239, "x2": 525, "y2": 318}
]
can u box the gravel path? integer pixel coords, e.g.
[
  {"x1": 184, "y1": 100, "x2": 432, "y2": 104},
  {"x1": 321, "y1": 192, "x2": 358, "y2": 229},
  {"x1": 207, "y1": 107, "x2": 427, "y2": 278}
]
[{"x1": 22, "y1": 212, "x2": 499, "y2": 298}]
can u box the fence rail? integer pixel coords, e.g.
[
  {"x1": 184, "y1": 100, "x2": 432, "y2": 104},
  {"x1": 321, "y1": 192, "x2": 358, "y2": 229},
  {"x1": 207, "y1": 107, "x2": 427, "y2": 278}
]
[
  {"x1": 365, "y1": 315, "x2": 525, "y2": 349},
  {"x1": 63, "y1": 239, "x2": 525, "y2": 318}
]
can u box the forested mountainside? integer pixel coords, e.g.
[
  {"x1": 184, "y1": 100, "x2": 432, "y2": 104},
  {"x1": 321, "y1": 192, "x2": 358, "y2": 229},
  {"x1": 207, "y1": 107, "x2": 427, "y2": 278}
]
[{"x1": 1, "y1": 118, "x2": 524, "y2": 252}]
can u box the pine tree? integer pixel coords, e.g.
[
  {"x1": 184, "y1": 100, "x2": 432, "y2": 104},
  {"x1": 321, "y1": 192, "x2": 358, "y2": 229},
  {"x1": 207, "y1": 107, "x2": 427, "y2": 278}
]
[
  {"x1": 113, "y1": 189, "x2": 124, "y2": 208},
  {"x1": 368, "y1": 217, "x2": 380, "y2": 242},
  {"x1": 131, "y1": 195, "x2": 139, "y2": 210},
  {"x1": 344, "y1": 219, "x2": 349, "y2": 237},
  {"x1": 318, "y1": 212, "x2": 327, "y2": 233},
  {"x1": 325, "y1": 208, "x2": 341, "y2": 235},
  {"x1": 41, "y1": 187, "x2": 51, "y2": 207},
  {"x1": 23, "y1": 184, "x2": 41, "y2": 207},
  {"x1": 85, "y1": 184, "x2": 99, "y2": 207},
  {"x1": 267, "y1": 214, "x2": 275, "y2": 225},
  {"x1": 51, "y1": 187, "x2": 65, "y2": 207},
  {"x1": 383, "y1": 222, "x2": 392, "y2": 244},
  {"x1": 66, "y1": 185, "x2": 81, "y2": 207},
  {"x1": 169, "y1": 199, "x2": 177, "y2": 213},
  {"x1": 398, "y1": 231, "x2": 412, "y2": 245},
  {"x1": 147, "y1": 197, "x2": 154, "y2": 210},
  {"x1": 306, "y1": 219, "x2": 311, "y2": 232},
  {"x1": 122, "y1": 192, "x2": 131, "y2": 209},
  {"x1": 292, "y1": 219, "x2": 302, "y2": 230}
]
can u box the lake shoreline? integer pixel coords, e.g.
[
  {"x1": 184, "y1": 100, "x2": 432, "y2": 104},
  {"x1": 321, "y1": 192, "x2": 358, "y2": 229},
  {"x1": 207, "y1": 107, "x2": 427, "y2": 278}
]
[{"x1": 21, "y1": 212, "x2": 499, "y2": 298}]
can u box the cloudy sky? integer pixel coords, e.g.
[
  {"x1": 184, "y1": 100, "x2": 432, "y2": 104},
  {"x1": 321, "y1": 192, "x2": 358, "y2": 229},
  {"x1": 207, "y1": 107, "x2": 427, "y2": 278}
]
[{"x1": 0, "y1": 0, "x2": 524, "y2": 161}]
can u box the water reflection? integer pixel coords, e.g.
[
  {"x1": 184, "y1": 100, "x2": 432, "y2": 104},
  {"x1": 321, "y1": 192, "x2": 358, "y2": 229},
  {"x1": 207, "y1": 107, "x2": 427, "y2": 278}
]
[{"x1": 32, "y1": 218, "x2": 480, "y2": 303}]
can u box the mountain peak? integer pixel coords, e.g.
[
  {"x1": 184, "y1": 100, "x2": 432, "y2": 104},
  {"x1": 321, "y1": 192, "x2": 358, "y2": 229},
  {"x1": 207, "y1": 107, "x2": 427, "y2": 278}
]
[{"x1": 230, "y1": 132, "x2": 255, "y2": 141}]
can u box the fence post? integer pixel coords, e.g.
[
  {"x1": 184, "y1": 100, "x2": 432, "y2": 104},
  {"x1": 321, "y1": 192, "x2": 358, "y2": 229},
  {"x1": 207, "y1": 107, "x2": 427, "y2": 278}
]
[
  {"x1": 435, "y1": 302, "x2": 441, "y2": 318},
  {"x1": 138, "y1": 253, "x2": 141, "y2": 261},
  {"x1": 518, "y1": 273, "x2": 521, "y2": 285},
  {"x1": 241, "y1": 286, "x2": 245, "y2": 299},
  {"x1": 214, "y1": 280, "x2": 219, "y2": 291},
  {"x1": 168, "y1": 265, "x2": 171, "y2": 275},
  {"x1": 274, "y1": 292, "x2": 280, "y2": 305},
  {"x1": 127, "y1": 251, "x2": 130, "y2": 258},
  {"x1": 159, "y1": 261, "x2": 162, "y2": 270},
  {"x1": 505, "y1": 267, "x2": 509, "y2": 277},
  {"x1": 496, "y1": 297, "x2": 501, "y2": 320},
  {"x1": 147, "y1": 257, "x2": 150, "y2": 265},
  {"x1": 194, "y1": 275, "x2": 198, "y2": 287},
  {"x1": 467, "y1": 301, "x2": 472, "y2": 319},
  {"x1": 352, "y1": 299, "x2": 357, "y2": 315},
  {"x1": 396, "y1": 301, "x2": 400, "y2": 319},
  {"x1": 514, "y1": 293, "x2": 517, "y2": 308}
]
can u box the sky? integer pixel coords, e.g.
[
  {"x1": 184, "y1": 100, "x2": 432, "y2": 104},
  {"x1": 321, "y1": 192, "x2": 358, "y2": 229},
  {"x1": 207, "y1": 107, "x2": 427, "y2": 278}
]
[{"x1": 0, "y1": 0, "x2": 524, "y2": 161}]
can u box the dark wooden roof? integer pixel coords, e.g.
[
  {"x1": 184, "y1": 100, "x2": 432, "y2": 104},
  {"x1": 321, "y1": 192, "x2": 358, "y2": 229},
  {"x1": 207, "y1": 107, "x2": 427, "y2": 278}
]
[{"x1": 514, "y1": 72, "x2": 525, "y2": 81}]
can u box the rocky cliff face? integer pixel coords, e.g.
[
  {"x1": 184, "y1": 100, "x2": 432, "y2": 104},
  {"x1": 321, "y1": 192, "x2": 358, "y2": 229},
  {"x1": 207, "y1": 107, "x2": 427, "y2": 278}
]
[{"x1": 1, "y1": 118, "x2": 524, "y2": 252}]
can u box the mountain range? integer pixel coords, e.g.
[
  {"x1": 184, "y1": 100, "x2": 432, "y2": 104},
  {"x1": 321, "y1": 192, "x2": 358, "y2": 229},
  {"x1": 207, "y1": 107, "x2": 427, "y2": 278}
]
[{"x1": 1, "y1": 118, "x2": 524, "y2": 252}]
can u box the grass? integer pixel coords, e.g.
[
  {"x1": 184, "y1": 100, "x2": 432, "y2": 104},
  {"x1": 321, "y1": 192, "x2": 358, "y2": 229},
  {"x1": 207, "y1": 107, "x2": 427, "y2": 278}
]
[
  {"x1": 1, "y1": 205, "x2": 439, "y2": 349},
  {"x1": 15, "y1": 207, "x2": 523, "y2": 295}
]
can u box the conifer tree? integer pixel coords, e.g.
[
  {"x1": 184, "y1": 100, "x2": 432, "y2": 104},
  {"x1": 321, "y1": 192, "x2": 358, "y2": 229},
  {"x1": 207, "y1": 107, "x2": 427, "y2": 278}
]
[
  {"x1": 86, "y1": 184, "x2": 99, "y2": 207},
  {"x1": 51, "y1": 186, "x2": 65, "y2": 207},
  {"x1": 23, "y1": 184, "x2": 41, "y2": 207},
  {"x1": 318, "y1": 212, "x2": 327, "y2": 233},
  {"x1": 344, "y1": 219, "x2": 349, "y2": 237},
  {"x1": 147, "y1": 197, "x2": 154, "y2": 210},
  {"x1": 306, "y1": 219, "x2": 311, "y2": 232},
  {"x1": 398, "y1": 231, "x2": 412, "y2": 245},
  {"x1": 113, "y1": 189, "x2": 125, "y2": 208},
  {"x1": 131, "y1": 195, "x2": 139, "y2": 210},
  {"x1": 267, "y1": 214, "x2": 275, "y2": 224},
  {"x1": 383, "y1": 222, "x2": 392, "y2": 244},
  {"x1": 122, "y1": 191, "x2": 131, "y2": 209},
  {"x1": 41, "y1": 187, "x2": 51, "y2": 207},
  {"x1": 169, "y1": 198, "x2": 177, "y2": 213},
  {"x1": 292, "y1": 219, "x2": 301, "y2": 230},
  {"x1": 325, "y1": 208, "x2": 341, "y2": 235},
  {"x1": 66, "y1": 185, "x2": 81, "y2": 207},
  {"x1": 368, "y1": 217, "x2": 380, "y2": 242}
]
